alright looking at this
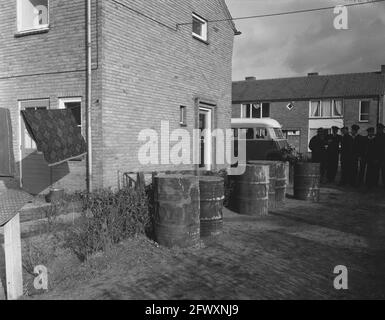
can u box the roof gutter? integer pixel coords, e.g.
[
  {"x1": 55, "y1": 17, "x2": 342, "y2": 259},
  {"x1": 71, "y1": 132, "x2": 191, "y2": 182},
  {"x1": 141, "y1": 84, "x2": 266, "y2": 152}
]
[{"x1": 86, "y1": 0, "x2": 93, "y2": 192}]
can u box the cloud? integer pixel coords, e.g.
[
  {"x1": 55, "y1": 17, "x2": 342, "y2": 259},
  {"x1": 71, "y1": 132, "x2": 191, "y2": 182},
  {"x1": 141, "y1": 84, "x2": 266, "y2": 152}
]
[{"x1": 226, "y1": 0, "x2": 385, "y2": 80}]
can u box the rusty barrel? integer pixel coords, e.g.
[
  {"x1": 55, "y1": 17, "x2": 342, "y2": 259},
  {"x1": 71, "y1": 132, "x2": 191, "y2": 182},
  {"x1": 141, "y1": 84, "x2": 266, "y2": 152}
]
[
  {"x1": 233, "y1": 164, "x2": 269, "y2": 216},
  {"x1": 198, "y1": 176, "x2": 224, "y2": 237},
  {"x1": 293, "y1": 162, "x2": 320, "y2": 202},
  {"x1": 154, "y1": 174, "x2": 200, "y2": 248},
  {"x1": 248, "y1": 161, "x2": 276, "y2": 209},
  {"x1": 275, "y1": 162, "x2": 287, "y2": 204}
]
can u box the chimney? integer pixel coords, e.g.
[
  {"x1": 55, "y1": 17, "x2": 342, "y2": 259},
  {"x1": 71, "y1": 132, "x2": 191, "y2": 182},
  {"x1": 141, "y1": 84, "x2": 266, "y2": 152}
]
[
  {"x1": 245, "y1": 76, "x2": 256, "y2": 81},
  {"x1": 308, "y1": 72, "x2": 319, "y2": 76},
  {"x1": 381, "y1": 65, "x2": 385, "y2": 74}
]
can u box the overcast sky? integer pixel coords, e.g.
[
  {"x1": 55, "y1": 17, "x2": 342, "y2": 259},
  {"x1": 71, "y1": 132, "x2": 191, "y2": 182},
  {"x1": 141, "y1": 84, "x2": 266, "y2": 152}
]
[{"x1": 226, "y1": 0, "x2": 385, "y2": 80}]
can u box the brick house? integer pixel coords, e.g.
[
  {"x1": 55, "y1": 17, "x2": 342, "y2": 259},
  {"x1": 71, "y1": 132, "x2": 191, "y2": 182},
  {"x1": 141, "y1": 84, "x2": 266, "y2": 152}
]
[
  {"x1": 0, "y1": 0, "x2": 239, "y2": 195},
  {"x1": 232, "y1": 68, "x2": 385, "y2": 154}
]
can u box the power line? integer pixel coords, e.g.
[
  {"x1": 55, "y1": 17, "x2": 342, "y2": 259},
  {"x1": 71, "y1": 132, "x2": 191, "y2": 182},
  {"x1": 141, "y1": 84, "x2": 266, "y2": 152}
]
[{"x1": 177, "y1": 0, "x2": 385, "y2": 26}]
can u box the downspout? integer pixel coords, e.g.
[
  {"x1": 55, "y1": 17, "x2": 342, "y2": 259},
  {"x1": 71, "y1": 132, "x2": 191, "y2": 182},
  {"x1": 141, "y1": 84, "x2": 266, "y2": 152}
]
[{"x1": 86, "y1": 0, "x2": 93, "y2": 192}]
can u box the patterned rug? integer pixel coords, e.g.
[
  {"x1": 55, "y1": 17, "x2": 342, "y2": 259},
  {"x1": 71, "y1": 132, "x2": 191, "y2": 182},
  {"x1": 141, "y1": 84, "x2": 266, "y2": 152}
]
[{"x1": 21, "y1": 109, "x2": 87, "y2": 166}]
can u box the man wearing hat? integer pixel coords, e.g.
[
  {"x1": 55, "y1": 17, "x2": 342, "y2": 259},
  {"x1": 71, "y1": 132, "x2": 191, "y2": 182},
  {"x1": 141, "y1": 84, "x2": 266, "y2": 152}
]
[
  {"x1": 351, "y1": 124, "x2": 366, "y2": 186},
  {"x1": 309, "y1": 128, "x2": 327, "y2": 181},
  {"x1": 365, "y1": 127, "x2": 378, "y2": 188},
  {"x1": 326, "y1": 126, "x2": 342, "y2": 183},
  {"x1": 375, "y1": 123, "x2": 385, "y2": 188},
  {"x1": 340, "y1": 126, "x2": 353, "y2": 186}
]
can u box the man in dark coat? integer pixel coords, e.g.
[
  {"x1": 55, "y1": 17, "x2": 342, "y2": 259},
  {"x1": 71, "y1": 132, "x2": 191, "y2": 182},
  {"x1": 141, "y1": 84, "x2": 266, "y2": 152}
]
[
  {"x1": 309, "y1": 128, "x2": 327, "y2": 181},
  {"x1": 365, "y1": 127, "x2": 378, "y2": 188},
  {"x1": 375, "y1": 123, "x2": 385, "y2": 188},
  {"x1": 351, "y1": 124, "x2": 366, "y2": 186},
  {"x1": 326, "y1": 126, "x2": 342, "y2": 183},
  {"x1": 340, "y1": 126, "x2": 353, "y2": 186}
]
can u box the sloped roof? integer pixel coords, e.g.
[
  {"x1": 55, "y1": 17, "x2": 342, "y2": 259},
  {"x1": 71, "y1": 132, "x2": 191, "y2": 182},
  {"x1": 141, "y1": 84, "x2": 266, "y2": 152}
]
[
  {"x1": 233, "y1": 72, "x2": 385, "y2": 103},
  {"x1": 219, "y1": 0, "x2": 240, "y2": 35}
]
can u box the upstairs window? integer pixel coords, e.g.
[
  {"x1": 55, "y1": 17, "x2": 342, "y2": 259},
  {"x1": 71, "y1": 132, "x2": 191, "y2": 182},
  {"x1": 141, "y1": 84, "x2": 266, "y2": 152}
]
[
  {"x1": 17, "y1": 0, "x2": 49, "y2": 33},
  {"x1": 310, "y1": 100, "x2": 344, "y2": 118},
  {"x1": 241, "y1": 103, "x2": 270, "y2": 119},
  {"x1": 192, "y1": 13, "x2": 208, "y2": 42}
]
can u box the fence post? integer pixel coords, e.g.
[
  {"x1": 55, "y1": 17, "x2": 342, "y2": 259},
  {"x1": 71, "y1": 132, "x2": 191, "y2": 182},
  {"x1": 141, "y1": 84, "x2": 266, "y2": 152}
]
[{"x1": 4, "y1": 213, "x2": 23, "y2": 300}]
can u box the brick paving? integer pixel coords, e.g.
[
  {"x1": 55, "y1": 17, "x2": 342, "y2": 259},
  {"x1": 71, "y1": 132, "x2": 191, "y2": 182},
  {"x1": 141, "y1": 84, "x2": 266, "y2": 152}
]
[{"x1": 35, "y1": 185, "x2": 385, "y2": 300}]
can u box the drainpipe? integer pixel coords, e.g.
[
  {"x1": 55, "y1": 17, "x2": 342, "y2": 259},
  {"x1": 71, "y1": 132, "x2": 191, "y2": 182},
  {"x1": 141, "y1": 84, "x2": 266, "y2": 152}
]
[{"x1": 86, "y1": 0, "x2": 93, "y2": 192}]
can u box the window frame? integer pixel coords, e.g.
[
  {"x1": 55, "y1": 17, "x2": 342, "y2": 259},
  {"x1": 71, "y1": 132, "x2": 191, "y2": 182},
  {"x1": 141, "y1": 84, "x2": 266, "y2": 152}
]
[
  {"x1": 309, "y1": 99, "x2": 344, "y2": 119},
  {"x1": 180, "y1": 105, "x2": 187, "y2": 126},
  {"x1": 359, "y1": 100, "x2": 370, "y2": 123},
  {"x1": 192, "y1": 13, "x2": 208, "y2": 42},
  {"x1": 240, "y1": 103, "x2": 270, "y2": 119},
  {"x1": 58, "y1": 97, "x2": 82, "y2": 129},
  {"x1": 332, "y1": 99, "x2": 344, "y2": 118},
  {"x1": 16, "y1": 0, "x2": 50, "y2": 34},
  {"x1": 309, "y1": 100, "x2": 322, "y2": 118}
]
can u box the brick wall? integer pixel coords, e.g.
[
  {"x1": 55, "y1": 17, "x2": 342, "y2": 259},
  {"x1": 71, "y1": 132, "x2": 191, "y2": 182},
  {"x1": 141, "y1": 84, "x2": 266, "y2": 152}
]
[
  {"x1": 0, "y1": 0, "x2": 235, "y2": 192},
  {"x1": 0, "y1": 0, "x2": 102, "y2": 193},
  {"x1": 100, "y1": 0, "x2": 235, "y2": 188}
]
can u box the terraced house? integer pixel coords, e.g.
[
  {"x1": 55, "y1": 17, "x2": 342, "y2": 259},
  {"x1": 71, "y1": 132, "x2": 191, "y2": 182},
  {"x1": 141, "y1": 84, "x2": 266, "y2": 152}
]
[
  {"x1": 232, "y1": 68, "x2": 385, "y2": 154},
  {"x1": 0, "y1": 0, "x2": 239, "y2": 195}
]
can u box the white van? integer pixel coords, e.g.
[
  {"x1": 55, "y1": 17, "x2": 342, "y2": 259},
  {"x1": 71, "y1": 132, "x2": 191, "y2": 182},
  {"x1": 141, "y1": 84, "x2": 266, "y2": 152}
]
[{"x1": 231, "y1": 118, "x2": 289, "y2": 161}]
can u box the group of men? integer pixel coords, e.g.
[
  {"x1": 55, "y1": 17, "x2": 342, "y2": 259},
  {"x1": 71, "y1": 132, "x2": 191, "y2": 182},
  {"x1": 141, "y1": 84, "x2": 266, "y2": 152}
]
[{"x1": 309, "y1": 123, "x2": 385, "y2": 188}]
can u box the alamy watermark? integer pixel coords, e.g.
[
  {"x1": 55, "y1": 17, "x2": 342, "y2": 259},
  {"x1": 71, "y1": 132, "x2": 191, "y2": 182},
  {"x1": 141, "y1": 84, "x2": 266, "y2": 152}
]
[{"x1": 137, "y1": 121, "x2": 247, "y2": 175}]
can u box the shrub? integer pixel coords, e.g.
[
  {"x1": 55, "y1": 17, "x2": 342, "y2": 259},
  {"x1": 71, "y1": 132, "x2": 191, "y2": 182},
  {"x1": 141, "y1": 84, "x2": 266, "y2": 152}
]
[{"x1": 63, "y1": 187, "x2": 151, "y2": 261}]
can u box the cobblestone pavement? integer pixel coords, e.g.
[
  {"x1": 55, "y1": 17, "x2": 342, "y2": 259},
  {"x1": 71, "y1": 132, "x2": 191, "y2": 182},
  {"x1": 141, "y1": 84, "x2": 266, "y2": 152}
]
[{"x1": 37, "y1": 185, "x2": 385, "y2": 300}]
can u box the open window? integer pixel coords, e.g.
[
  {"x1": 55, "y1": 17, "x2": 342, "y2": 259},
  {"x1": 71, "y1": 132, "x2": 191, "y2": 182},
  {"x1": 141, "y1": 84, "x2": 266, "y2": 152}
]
[
  {"x1": 59, "y1": 97, "x2": 82, "y2": 137},
  {"x1": 17, "y1": 0, "x2": 49, "y2": 33}
]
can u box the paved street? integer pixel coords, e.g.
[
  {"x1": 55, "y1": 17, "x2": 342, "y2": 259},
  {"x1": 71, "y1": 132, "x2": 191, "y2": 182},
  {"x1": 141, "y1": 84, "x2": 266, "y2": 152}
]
[{"x1": 33, "y1": 185, "x2": 385, "y2": 300}]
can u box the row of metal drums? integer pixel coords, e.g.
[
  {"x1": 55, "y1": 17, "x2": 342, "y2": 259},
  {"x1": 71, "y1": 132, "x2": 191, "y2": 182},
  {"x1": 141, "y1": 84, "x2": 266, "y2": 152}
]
[
  {"x1": 229, "y1": 161, "x2": 288, "y2": 216},
  {"x1": 153, "y1": 174, "x2": 225, "y2": 248}
]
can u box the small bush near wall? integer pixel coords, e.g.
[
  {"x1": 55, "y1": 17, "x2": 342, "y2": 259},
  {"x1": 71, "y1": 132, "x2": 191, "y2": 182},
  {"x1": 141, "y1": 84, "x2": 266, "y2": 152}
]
[{"x1": 63, "y1": 187, "x2": 151, "y2": 262}]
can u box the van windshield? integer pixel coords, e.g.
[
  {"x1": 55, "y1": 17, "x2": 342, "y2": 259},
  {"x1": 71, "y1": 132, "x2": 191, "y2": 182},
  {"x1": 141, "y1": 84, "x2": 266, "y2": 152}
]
[{"x1": 274, "y1": 128, "x2": 285, "y2": 139}]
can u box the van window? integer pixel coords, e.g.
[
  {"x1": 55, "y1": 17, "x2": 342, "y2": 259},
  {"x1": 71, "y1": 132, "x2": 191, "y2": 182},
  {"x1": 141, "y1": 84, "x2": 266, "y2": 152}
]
[{"x1": 274, "y1": 128, "x2": 284, "y2": 139}]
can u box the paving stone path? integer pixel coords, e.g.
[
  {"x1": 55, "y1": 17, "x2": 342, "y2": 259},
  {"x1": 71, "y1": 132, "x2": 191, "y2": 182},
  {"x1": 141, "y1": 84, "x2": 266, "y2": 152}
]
[{"x1": 35, "y1": 185, "x2": 385, "y2": 300}]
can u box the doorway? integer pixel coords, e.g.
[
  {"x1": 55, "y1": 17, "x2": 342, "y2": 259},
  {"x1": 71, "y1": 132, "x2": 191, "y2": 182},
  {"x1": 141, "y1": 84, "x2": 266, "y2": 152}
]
[
  {"x1": 198, "y1": 107, "x2": 212, "y2": 170},
  {"x1": 19, "y1": 99, "x2": 50, "y2": 194}
]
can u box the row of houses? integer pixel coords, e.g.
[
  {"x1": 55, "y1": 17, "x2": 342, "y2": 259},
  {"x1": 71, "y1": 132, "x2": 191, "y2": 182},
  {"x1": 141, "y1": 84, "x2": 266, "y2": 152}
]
[
  {"x1": 232, "y1": 68, "x2": 385, "y2": 154},
  {"x1": 1, "y1": 0, "x2": 384, "y2": 195}
]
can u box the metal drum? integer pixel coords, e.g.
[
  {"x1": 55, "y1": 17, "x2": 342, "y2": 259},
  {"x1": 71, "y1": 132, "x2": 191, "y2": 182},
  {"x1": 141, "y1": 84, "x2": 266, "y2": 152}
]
[
  {"x1": 293, "y1": 162, "x2": 320, "y2": 202},
  {"x1": 154, "y1": 174, "x2": 200, "y2": 248},
  {"x1": 199, "y1": 176, "x2": 224, "y2": 237},
  {"x1": 248, "y1": 161, "x2": 277, "y2": 209},
  {"x1": 233, "y1": 164, "x2": 269, "y2": 216},
  {"x1": 275, "y1": 162, "x2": 287, "y2": 204}
]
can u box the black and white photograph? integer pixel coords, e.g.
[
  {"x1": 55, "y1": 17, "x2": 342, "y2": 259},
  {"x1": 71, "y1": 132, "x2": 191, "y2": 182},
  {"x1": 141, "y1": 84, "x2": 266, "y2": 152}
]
[{"x1": 1, "y1": 0, "x2": 385, "y2": 306}]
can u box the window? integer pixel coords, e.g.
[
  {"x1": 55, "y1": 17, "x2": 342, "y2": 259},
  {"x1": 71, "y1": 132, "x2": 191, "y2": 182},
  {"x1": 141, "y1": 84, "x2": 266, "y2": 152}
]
[
  {"x1": 322, "y1": 100, "x2": 332, "y2": 118},
  {"x1": 359, "y1": 100, "x2": 370, "y2": 122},
  {"x1": 332, "y1": 100, "x2": 343, "y2": 117},
  {"x1": 180, "y1": 106, "x2": 187, "y2": 126},
  {"x1": 273, "y1": 128, "x2": 285, "y2": 139},
  {"x1": 310, "y1": 100, "x2": 343, "y2": 118},
  {"x1": 19, "y1": 99, "x2": 49, "y2": 150},
  {"x1": 192, "y1": 13, "x2": 208, "y2": 42},
  {"x1": 310, "y1": 101, "x2": 322, "y2": 118},
  {"x1": 241, "y1": 103, "x2": 270, "y2": 119},
  {"x1": 59, "y1": 98, "x2": 82, "y2": 129},
  {"x1": 17, "y1": 0, "x2": 49, "y2": 33}
]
